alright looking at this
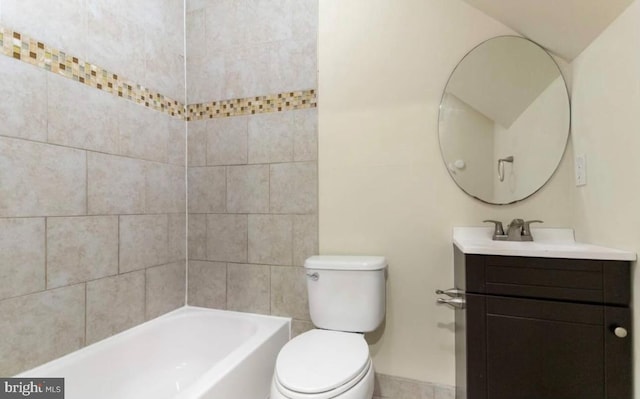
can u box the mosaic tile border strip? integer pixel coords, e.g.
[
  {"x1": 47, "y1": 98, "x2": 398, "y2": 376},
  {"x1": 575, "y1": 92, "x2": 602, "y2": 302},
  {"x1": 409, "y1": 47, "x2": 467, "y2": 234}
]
[
  {"x1": 0, "y1": 26, "x2": 186, "y2": 118},
  {"x1": 0, "y1": 25, "x2": 317, "y2": 121},
  {"x1": 186, "y1": 89, "x2": 317, "y2": 121}
]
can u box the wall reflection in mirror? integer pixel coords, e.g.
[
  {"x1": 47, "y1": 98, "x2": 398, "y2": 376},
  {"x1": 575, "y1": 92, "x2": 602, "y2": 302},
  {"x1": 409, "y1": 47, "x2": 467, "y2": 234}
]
[{"x1": 439, "y1": 36, "x2": 570, "y2": 205}]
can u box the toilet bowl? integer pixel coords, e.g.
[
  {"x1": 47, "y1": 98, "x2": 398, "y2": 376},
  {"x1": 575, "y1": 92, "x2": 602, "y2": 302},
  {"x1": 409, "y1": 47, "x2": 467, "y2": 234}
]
[
  {"x1": 270, "y1": 256, "x2": 387, "y2": 399},
  {"x1": 270, "y1": 329, "x2": 375, "y2": 399}
]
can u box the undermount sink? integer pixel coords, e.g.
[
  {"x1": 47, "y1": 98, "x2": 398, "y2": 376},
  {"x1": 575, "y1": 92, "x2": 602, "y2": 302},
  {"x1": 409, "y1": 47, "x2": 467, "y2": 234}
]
[{"x1": 453, "y1": 227, "x2": 636, "y2": 261}]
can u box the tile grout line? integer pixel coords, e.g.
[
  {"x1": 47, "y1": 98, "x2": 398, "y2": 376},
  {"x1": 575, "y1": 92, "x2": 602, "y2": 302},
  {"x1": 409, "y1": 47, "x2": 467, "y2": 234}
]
[
  {"x1": 117, "y1": 216, "x2": 121, "y2": 275},
  {"x1": 84, "y1": 283, "x2": 88, "y2": 347},
  {"x1": 44, "y1": 217, "x2": 48, "y2": 290},
  {"x1": 183, "y1": 0, "x2": 189, "y2": 307}
]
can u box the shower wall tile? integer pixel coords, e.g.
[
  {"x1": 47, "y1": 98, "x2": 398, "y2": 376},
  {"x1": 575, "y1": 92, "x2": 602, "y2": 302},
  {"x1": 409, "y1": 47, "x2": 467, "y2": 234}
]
[
  {"x1": 0, "y1": 284, "x2": 85, "y2": 376},
  {"x1": 269, "y1": 38, "x2": 317, "y2": 94},
  {"x1": 269, "y1": 162, "x2": 318, "y2": 214},
  {"x1": 186, "y1": 0, "x2": 318, "y2": 102},
  {"x1": 87, "y1": 152, "x2": 146, "y2": 215},
  {"x1": 146, "y1": 262, "x2": 186, "y2": 320},
  {"x1": 292, "y1": 0, "x2": 319, "y2": 40},
  {"x1": 270, "y1": 266, "x2": 309, "y2": 320},
  {"x1": 293, "y1": 108, "x2": 318, "y2": 162},
  {"x1": 200, "y1": 0, "x2": 242, "y2": 51},
  {"x1": 188, "y1": 120, "x2": 207, "y2": 166},
  {"x1": 293, "y1": 214, "x2": 318, "y2": 266},
  {"x1": 86, "y1": 1, "x2": 146, "y2": 94},
  {"x1": 0, "y1": 218, "x2": 45, "y2": 300},
  {"x1": 168, "y1": 213, "x2": 187, "y2": 262},
  {"x1": 119, "y1": 214, "x2": 169, "y2": 273},
  {"x1": 242, "y1": 0, "x2": 294, "y2": 45},
  {"x1": 248, "y1": 215, "x2": 293, "y2": 266},
  {"x1": 186, "y1": 55, "x2": 226, "y2": 104},
  {"x1": 143, "y1": 0, "x2": 185, "y2": 100},
  {"x1": 47, "y1": 216, "x2": 118, "y2": 289},
  {"x1": 0, "y1": 0, "x2": 187, "y2": 376},
  {"x1": 146, "y1": 162, "x2": 186, "y2": 214},
  {"x1": 186, "y1": 9, "x2": 206, "y2": 65},
  {"x1": 1, "y1": 0, "x2": 87, "y2": 58},
  {"x1": 224, "y1": 45, "x2": 272, "y2": 100},
  {"x1": 187, "y1": 0, "x2": 208, "y2": 12},
  {"x1": 86, "y1": 271, "x2": 146, "y2": 345},
  {"x1": 188, "y1": 260, "x2": 227, "y2": 309},
  {"x1": 0, "y1": 137, "x2": 86, "y2": 217},
  {"x1": 144, "y1": 29, "x2": 185, "y2": 103},
  {"x1": 185, "y1": 0, "x2": 318, "y2": 329},
  {"x1": 206, "y1": 214, "x2": 248, "y2": 263},
  {"x1": 188, "y1": 214, "x2": 208, "y2": 260},
  {"x1": 188, "y1": 167, "x2": 226, "y2": 213},
  {"x1": 207, "y1": 117, "x2": 249, "y2": 166},
  {"x1": 168, "y1": 118, "x2": 187, "y2": 166},
  {"x1": 227, "y1": 263, "x2": 270, "y2": 314},
  {"x1": 47, "y1": 74, "x2": 119, "y2": 154},
  {"x1": 248, "y1": 112, "x2": 294, "y2": 164},
  {"x1": 0, "y1": 56, "x2": 47, "y2": 142},
  {"x1": 226, "y1": 165, "x2": 269, "y2": 213},
  {"x1": 119, "y1": 100, "x2": 170, "y2": 163}
]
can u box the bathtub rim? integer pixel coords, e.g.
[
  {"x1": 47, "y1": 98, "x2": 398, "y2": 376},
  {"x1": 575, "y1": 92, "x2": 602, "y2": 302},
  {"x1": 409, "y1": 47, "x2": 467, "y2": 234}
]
[{"x1": 18, "y1": 306, "x2": 291, "y2": 398}]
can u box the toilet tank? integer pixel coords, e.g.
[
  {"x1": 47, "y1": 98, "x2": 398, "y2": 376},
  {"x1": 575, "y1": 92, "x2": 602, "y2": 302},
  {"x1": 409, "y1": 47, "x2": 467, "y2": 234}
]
[{"x1": 305, "y1": 255, "x2": 387, "y2": 333}]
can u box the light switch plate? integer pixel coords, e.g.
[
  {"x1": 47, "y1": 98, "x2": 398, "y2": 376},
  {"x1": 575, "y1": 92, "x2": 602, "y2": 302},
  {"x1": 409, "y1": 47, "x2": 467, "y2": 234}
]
[{"x1": 575, "y1": 154, "x2": 586, "y2": 186}]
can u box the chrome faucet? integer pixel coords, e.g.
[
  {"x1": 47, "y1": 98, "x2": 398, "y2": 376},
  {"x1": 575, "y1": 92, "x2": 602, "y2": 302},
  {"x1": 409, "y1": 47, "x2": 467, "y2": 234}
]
[
  {"x1": 507, "y1": 218, "x2": 525, "y2": 240},
  {"x1": 483, "y1": 219, "x2": 543, "y2": 241}
]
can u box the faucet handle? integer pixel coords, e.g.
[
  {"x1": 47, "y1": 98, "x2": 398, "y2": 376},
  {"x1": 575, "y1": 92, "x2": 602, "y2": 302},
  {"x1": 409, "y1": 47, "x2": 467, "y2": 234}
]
[
  {"x1": 522, "y1": 220, "x2": 543, "y2": 237},
  {"x1": 483, "y1": 220, "x2": 505, "y2": 236}
]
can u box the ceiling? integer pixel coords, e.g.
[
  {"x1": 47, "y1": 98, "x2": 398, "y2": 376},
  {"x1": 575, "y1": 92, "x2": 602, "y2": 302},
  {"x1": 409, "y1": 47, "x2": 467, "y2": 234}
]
[{"x1": 462, "y1": 0, "x2": 635, "y2": 61}]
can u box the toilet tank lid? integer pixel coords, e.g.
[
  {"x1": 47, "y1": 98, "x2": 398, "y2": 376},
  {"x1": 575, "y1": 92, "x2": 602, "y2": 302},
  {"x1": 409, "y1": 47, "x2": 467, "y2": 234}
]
[{"x1": 304, "y1": 255, "x2": 387, "y2": 271}]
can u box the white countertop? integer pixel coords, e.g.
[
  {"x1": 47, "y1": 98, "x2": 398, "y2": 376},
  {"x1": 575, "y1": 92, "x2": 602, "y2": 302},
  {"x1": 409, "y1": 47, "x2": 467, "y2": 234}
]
[{"x1": 453, "y1": 227, "x2": 636, "y2": 261}]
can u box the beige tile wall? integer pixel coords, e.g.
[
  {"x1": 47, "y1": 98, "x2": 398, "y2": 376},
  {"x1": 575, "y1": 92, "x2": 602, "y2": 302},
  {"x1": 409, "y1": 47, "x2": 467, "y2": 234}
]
[
  {"x1": 185, "y1": 0, "x2": 318, "y2": 345},
  {"x1": 0, "y1": 2, "x2": 186, "y2": 372},
  {"x1": 186, "y1": 0, "x2": 318, "y2": 103},
  {"x1": 0, "y1": 0, "x2": 185, "y2": 100},
  {"x1": 187, "y1": 108, "x2": 319, "y2": 335}
]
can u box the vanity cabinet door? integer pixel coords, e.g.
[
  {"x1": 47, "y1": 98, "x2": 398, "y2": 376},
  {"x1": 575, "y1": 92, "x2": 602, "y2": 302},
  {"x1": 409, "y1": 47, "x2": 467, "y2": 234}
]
[{"x1": 466, "y1": 294, "x2": 631, "y2": 399}]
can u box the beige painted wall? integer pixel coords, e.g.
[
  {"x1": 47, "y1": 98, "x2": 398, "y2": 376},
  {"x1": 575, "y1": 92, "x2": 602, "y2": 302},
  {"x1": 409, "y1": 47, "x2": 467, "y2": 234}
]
[
  {"x1": 318, "y1": 0, "x2": 575, "y2": 384},
  {"x1": 570, "y1": 0, "x2": 640, "y2": 388}
]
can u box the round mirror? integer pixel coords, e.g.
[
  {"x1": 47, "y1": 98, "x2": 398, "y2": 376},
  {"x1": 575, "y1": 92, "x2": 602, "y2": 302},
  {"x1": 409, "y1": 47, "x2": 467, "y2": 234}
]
[{"x1": 438, "y1": 36, "x2": 570, "y2": 204}]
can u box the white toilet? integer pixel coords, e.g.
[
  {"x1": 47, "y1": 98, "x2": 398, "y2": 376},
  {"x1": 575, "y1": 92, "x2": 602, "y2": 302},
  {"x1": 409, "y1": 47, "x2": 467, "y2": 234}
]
[{"x1": 270, "y1": 255, "x2": 387, "y2": 399}]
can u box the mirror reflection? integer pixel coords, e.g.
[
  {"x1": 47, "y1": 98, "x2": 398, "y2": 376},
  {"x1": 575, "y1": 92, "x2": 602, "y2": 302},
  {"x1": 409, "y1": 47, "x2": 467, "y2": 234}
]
[{"x1": 439, "y1": 36, "x2": 570, "y2": 204}]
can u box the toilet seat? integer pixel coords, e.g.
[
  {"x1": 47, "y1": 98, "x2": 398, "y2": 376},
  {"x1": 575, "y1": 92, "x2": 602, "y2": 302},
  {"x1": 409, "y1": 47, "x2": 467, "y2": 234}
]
[
  {"x1": 274, "y1": 358, "x2": 372, "y2": 399},
  {"x1": 274, "y1": 329, "x2": 371, "y2": 398}
]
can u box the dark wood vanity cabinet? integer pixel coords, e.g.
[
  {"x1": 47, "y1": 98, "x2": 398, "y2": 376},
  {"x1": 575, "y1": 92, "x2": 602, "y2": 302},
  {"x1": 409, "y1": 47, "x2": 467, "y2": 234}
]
[{"x1": 454, "y1": 249, "x2": 632, "y2": 399}]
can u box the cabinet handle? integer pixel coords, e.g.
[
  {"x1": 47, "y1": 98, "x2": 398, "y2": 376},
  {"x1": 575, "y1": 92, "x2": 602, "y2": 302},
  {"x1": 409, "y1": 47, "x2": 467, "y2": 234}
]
[
  {"x1": 614, "y1": 326, "x2": 628, "y2": 338},
  {"x1": 436, "y1": 297, "x2": 466, "y2": 309}
]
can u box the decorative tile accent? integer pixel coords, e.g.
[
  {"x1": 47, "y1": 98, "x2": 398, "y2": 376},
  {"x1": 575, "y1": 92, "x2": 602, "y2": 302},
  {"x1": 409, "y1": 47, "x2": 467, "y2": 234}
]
[
  {"x1": 0, "y1": 26, "x2": 185, "y2": 118},
  {"x1": 186, "y1": 90, "x2": 318, "y2": 121},
  {"x1": 0, "y1": 25, "x2": 317, "y2": 121}
]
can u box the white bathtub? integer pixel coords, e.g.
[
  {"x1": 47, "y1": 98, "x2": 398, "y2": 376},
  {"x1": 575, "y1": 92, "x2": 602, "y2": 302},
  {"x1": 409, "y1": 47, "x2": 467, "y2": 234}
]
[{"x1": 18, "y1": 306, "x2": 290, "y2": 399}]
